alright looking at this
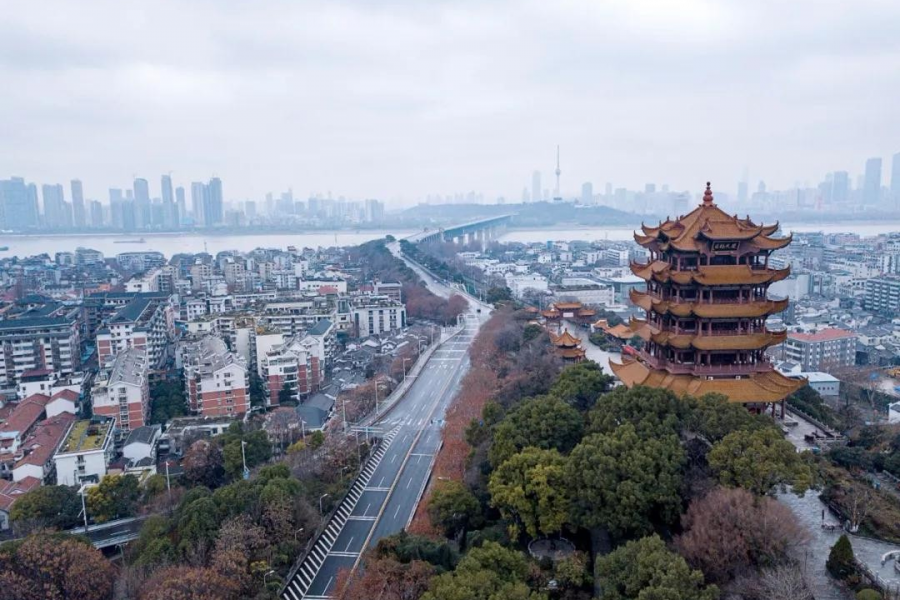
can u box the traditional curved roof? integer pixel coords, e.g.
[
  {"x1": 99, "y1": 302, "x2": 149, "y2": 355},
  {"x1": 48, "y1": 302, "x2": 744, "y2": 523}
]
[
  {"x1": 630, "y1": 262, "x2": 790, "y2": 286},
  {"x1": 629, "y1": 289, "x2": 789, "y2": 318},
  {"x1": 550, "y1": 329, "x2": 581, "y2": 348},
  {"x1": 635, "y1": 183, "x2": 790, "y2": 253},
  {"x1": 609, "y1": 358, "x2": 805, "y2": 403},
  {"x1": 633, "y1": 322, "x2": 786, "y2": 351}
]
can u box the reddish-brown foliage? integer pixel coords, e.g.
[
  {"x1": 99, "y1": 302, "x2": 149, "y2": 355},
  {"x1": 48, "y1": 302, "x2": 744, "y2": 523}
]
[
  {"x1": 138, "y1": 565, "x2": 240, "y2": 600},
  {"x1": 333, "y1": 557, "x2": 434, "y2": 600},
  {"x1": 408, "y1": 311, "x2": 512, "y2": 534},
  {"x1": 674, "y1": 487, "x2": 809, "y2": 583},
  {"x1": 0, "y1": 533, "x2": 115, "y2": 600}
]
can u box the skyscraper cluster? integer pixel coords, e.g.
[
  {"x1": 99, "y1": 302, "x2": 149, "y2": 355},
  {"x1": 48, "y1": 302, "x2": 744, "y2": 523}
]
[{"x1": 0, "y1": 175, "x2": 224, "y2": 232}]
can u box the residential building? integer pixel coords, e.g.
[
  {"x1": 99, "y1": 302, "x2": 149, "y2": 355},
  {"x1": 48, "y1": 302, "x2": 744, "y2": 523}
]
[
  {"x1": 0, "y1": 394, "x2": 51, "y2": 472},
  {"x1": 783, "y1": 328, "x2": 857, "y2": 372},
  {"x1": 865, "y1": 277, "x2": 900, "y2": 313},
  {"x1": 91, "y1": 348, "x2": 149, "y2": 433},
  {"x1": 13, "y1": 413, "x2": 75, "y2": 483},
  {"x1": 123, "y1": 424, "x2": 162, "y2": 470},
  {"x1": 53, "y1": 416, "x2": 116, "y2": 486},
  {"x1": 182, "y1": 336, "x2": 249, "y2": 417},
  {"x1": 263, "y1": 336, "x2": 324, "y2": 405},
  {"x1": 0, "y1": 314, "x2": 81, "y2": 389},
  {"x1": 0, "y1": 477, "x2": 41, "y2": 530},
  {"x1": 96, "y1": 296, "x2": 173, "y2": 366},
  {"x1": 350, "y1": 297, "x2": 406, "y2": 337}
]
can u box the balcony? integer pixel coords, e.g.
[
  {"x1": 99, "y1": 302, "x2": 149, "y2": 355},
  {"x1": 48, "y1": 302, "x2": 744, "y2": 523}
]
[{"x1": 643, "y1": 354, "x2": 774, "y2": 376}]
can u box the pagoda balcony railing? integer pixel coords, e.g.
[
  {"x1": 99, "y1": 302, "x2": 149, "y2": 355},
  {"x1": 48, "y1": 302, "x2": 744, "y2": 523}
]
[
  {"x1": 643, "y1": 355, "x2": 774, "y2": 376},
  {"x1": 646, "y1": 293, "x2": 769, "y2": 305}
]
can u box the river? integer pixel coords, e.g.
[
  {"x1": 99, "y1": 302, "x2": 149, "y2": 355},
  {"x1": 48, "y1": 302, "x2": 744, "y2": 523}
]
[{"x1": 4, "y1": 221, "x2": 900, "y2": 260}]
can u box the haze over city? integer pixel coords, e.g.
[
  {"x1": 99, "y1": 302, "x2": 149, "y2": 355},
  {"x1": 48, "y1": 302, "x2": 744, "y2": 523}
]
[{"x1": 3, "y1": 0, "x2": 900, "y2": 204}]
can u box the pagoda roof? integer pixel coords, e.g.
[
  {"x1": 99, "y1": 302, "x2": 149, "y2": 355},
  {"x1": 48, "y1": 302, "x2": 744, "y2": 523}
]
[
  {"x1": 630, "y1": 289, "x2": 789, "y2": 318},
  {"x1": 553, "y1": 302, "x2": 583, "y2": 310},
  {"x1": 634, "y1": 323, "x2": 786, "y2": 351},
  {"x1": 609, "y1": 358, "x2": 804, "y2": 403},
  {"x1": 557, "y1": 347, "x2": 587, "y2": 360},
  {"x1": 635, "y1": 183, "x2": 791, "y2": 252},
  {"x1": 550, "y1": 329, "x2": 582, "y2": 348},
  {"x1": 630, "y1": 262, "x2": 790, "y2": 286}
]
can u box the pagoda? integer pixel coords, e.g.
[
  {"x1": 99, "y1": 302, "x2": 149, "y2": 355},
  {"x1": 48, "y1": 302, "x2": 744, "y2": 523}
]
[
  {"x1": 610, "y1": 182, "x2": 804, "y2": 415},
  {"x1": 550, "y1": 328, "x2": 586, "y2": 363}
]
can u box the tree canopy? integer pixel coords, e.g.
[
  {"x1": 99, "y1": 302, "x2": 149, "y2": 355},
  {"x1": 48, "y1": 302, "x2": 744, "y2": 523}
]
[
  {"x1": 588, "y1": 385, "x2": 692, "y2": 439},
  {"x1": 428, "y1": 480, "x2": 482, "y2": 539},
  {"x1": 708, "y1": 427, "x2": 813, "y2": 495},
  {"x1": 566, "y1": 424, "x2": 684, "y2": 538},
  {"x1": 422, "y1": 541, "x2": 546, "y2": 600},
  {"x1": 550, "y1": 360, "x2": 614, "y2": 411},
  {"x1": 489, "y1": 447, "x2": 570, "y2": 539},
  {"x1": 595, "y1": 535, "x2": 718, "y2": 600},
  {"x1": 489, "y1": 395, "x2": 583, "y2": 467},
  {"x1": 9, "y1": 485, "x2": 82, "y2": 531}
]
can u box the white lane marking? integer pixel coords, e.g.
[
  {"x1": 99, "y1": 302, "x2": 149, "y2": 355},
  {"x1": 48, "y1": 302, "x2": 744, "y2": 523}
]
[
  {"x1": 363, "y1": 502, "x2": 371, "y2": 516},
  {"x1": 378, "y1": 476, "x2": 385, "y2": 487},
  {"x1": 406, "y1": 477, "x2": 413, "y2": 489},
  {"x1": 390, "y1": 454, "x2": 397, "y2": 464},
  {"x1": 394, "y1": 504, "x2": 402, "y2": 519},
  {"x1": 324, "y1": 576, "x2": 334, "y2": 592},
  {"x1": 344, "y1": 536, "x2": 355, "y2": 552}
]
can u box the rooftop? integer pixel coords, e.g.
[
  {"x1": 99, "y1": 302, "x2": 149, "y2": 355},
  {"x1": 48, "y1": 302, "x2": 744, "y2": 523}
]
[
  {"x1": 788, "y1": 328, "x2": 857, "y2": 343},
  {"x1": 57, "y1": 417, "x2": 113, "y2": 455},
  {"x1": 124, "y1": 424, "x2": 162, "y2": 447}
]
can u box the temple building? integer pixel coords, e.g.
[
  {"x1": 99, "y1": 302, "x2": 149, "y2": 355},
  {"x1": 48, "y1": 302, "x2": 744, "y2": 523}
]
[
  {"x1": 550, "y1": 329, "x2": 586, "y2": 363},
  {"x1": 610, "y1": 183, "x2": 804, "y2": 414}
]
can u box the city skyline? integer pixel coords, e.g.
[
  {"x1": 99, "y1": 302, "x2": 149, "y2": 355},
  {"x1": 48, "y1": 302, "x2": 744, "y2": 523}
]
[{"x1": 3, "y1": 1, "x2": 900, "y2": 202}]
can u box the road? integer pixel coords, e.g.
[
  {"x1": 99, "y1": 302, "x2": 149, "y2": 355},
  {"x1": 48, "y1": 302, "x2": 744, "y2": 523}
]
[{"x1": 283, "y1": 243, "x2": 489, "y2": 600}]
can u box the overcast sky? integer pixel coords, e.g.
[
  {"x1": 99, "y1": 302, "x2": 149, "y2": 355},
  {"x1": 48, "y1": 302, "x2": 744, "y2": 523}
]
[{"x1": 2, "y1": 0, "x2": 899, "y2": 206}]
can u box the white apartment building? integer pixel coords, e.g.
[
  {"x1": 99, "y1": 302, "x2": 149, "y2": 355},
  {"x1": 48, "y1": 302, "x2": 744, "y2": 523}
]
[
  {"x1": 0, "y1": 315, "x2": 81, "y2": 389},
  {"x1": 96, "y1": 296, "x2": 174, "y2": 367},
  {"x1": 53, "y1": 416, "x2": 116, "y2": 486},
  {"x1": 350, "y1": 297, "x2": 406, "y2": 337},
  {"x1": 182, "y1": 336, "x2": 249, "y2": 417}
]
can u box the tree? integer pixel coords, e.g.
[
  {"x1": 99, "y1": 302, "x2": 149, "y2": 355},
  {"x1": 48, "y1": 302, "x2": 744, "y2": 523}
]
[
  {"x1": 422, "y1": 541, "x2": 546, "y2": 600},
  {"x1": 176, "y1": 496, "x2": 221, "y2": 559},
  {"x1": 131, "y1": 515, "x2": 176, "y2": 567},
  {"x1": 248, "y1": 371, "x2": 266, "y2": 408},
  {"x1": 674, "y1": 487, "x2": 809, "y2": 583},
  {"x1": 182, "y1": 439, "x2": 225, "y2": 488},
  {"x1": 223, "y1": 429, "x2": 272, "y2": 479},
  {"x1": 428, "y1": 480, "x2": 482, "y2": 539},
  {"x1": 485, "y1": 286, "x2": 513, "y2": 305},
  {"x1": 826, "y1": 534, "x2": 856, "y2": 581},
  {"x1": 708, "y1": 427, "x2": 813, "y2": 496},
  {"x1": 690, "y1": 392, "x2": 770, "y2": 442},
  {"x1": 278, "y1": 382, "x2": 296, "y2": 406},
  {"x1": 489, "y1": 447, "x2": 570, "y2": 539},
  {"x1": 588, "y1": 385, "x2": 692, "y2": 439},
  {"x1": 9, "y1": 485, "x2": 81, "y2": 531},
  {"x1": 336, "y1": 557, "x2": 435, "y2": 600},
  {"x1": 595, "y1": 535, "x2": 718, "y2": 600},
  {"x1": 86, "y1": 474, "x2": 140, "y2": 523},
  {"x1": 856, "y1": 589, "x2": 883, "y2": 600},
  {"x1": 150, "y1": 377, "x2": 188, "y2": 425},
  {"x1": 549, "y1": 360, "x2": 614, "y2": 412},
  {"x1": 489, "y1": 395, "x2": 583, "y2": 467},
  {"x1": 566, "y1": 424, "x2": 684, "y2": 539},
  {"x1": 138, "y1": 565, "x2": 240, "y2": 600},
  {"x1": 0, "y1": 533, "x2": 115, "y2": 600}
]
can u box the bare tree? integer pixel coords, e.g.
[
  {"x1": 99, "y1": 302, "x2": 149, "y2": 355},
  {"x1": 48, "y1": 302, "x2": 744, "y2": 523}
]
[{"x1": 845, "y1": 484, "x2": 873, "y2": 533}]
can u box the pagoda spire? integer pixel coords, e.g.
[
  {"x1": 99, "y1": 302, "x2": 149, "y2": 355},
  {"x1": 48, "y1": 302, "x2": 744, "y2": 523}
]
[{"x1": 702, "y1": 181, "x2": 714, "y2": 206}]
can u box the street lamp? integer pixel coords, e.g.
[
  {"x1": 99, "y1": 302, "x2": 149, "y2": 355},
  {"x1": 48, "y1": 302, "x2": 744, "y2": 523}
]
[
  {"x1": 240, "y1": 440, "x2": 249, "y2": 480},
  {"x1": 319, "y1": 493, "x2": 329, "y2": 515},
  {"x1": 76, "y1": 471, "x2": 89, "y2": 533},
  {"x1": 263, "y1": 569, "x2": 276, "y2": 587},
  {"x1": 402, "y1": 358, "x2": 410, "y2": 382},
  {"x1": 294, "y1": 527, "x2": 305, "y2": 542}
]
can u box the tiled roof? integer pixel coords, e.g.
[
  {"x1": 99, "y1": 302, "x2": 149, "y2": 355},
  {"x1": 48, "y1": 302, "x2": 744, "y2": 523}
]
[
  {"x1": 610, "y1": 359, "x2": 804, "y2": 403},
  {"x1": 0, "y1": 477, "x2": 41, "y2": 512},
  {"x1": 0, "y1": 316, "x2": 74, "y2": 331},
  {"x1": 15, "y1": 413, "x2": 76, "y2": 470},
  {"x1": 629, "y1": 289, "x2": 789, "y2": 319},
  {"x1": 0, "y1": 394, "x2": 51, "y2": 436}
]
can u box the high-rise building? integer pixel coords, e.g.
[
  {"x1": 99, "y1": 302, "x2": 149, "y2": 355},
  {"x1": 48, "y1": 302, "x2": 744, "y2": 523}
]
[
  {"x1": 737, "y1": 180, "x2": 748, "y2": 203},
  {"x1": 89, "y1": 200, "x2": 104, "y2": 228},
  {"x1": 531, "y1": 171, "x2": 541, "y2": 203},
  {"x1": 71, "y1": 179, "x2": 85, "y2": 228},
  {"x1": 175, "y1": 186, "x2": 186, "y2": 223},
  {"x1": 891, "y1": 152, "x2": 900, "y2": 207},
  {"x1": 160, "y1": 174, "x2": 173, "y2": 205},
  {"x1": 0, "y1": 177, "x2": 39, "y2": 230},
  {"x1": 191, "y1": 182, "x2": 207, "y2": 225},
  {"x1": 133, "y1": 178, "x2": 151, "y2": 228},
  {"x1": 581, "y1": 182, "x2": 593, "y2": 204},
  {"x1": 864, "y1": 157, "x2": 882, "y2": 206},
  {"x1": 612, "y1": 182, "x2": 802, "y2": 415},
  {"x1": 206, "y1": 177, "x2": 223, "y2": 227},
  {"x1": 832, "y1": 171, "x2": 850, "y2": 204},
  {"x1": 42, "y1": 183, "x2": 70, "y2": 229}
]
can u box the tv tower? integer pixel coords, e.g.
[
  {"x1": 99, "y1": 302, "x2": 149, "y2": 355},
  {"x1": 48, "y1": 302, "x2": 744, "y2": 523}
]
[{"x1": 554, "y1": 145, "x2": 562, "y2": 201}]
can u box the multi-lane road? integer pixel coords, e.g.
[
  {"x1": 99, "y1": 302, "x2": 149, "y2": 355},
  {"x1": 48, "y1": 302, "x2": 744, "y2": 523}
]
[{"x1": 282, "y1": 244, "x2": 488, "y2": 600}]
